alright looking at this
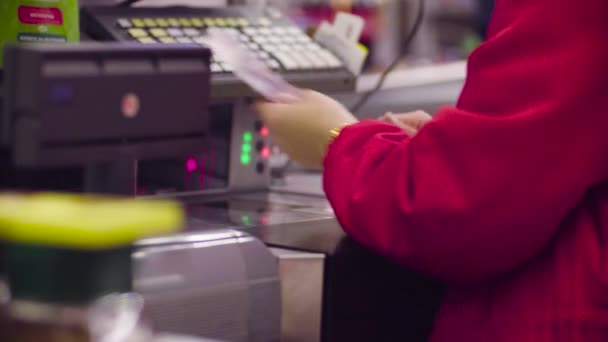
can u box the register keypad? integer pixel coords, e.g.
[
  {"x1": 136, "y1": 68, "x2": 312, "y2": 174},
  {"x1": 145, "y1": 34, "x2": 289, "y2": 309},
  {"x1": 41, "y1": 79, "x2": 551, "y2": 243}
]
[{"x1": 115, "y1": 15, "x2": 343, "y2": 74}]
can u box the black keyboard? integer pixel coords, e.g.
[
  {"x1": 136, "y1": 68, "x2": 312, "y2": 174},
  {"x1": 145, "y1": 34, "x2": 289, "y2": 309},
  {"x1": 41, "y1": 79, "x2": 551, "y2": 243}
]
[{"x1": 81, "y1": 6, "x2": 356, "y2": 99}]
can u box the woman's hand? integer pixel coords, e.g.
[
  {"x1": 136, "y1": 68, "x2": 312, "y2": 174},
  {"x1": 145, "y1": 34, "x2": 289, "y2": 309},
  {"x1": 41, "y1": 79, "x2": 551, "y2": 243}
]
[
  {"x1": 255, "y1": 90, "x2": 358, "y2": 169},
  {"x1": 378, "y1": 111, "x2": 433, "y2": 136}
]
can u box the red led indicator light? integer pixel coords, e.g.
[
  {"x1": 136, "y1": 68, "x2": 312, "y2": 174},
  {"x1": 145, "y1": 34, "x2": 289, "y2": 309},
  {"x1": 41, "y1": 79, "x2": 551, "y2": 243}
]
[
  {"x1": 121, "y1": 93, "x2": 140, "y2": 119},
  {"x1": 186, "y1": 157, "x2": 198, "y2": 173},
  {"x1": 261, "y1": 147, "x2": 271, "y2": 159},
  {"x1": 260, "y1": 126, "x2": 269, "y2": 137}
]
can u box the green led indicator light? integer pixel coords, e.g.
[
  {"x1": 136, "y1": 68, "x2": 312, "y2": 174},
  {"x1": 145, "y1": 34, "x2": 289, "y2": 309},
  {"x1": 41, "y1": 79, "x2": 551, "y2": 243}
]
[
  {"x1": 242, "y1": 215, "x2": 250, "y2": 225},
  {"x1": 242, "y1": 143, "x2": 252, "y2": 153},
  {"x1": 241, "y1": 154, "x2": 251, "y2": 165},
  {"x1": 243, "y1": 132, "x2": 253, "y2": 142}
]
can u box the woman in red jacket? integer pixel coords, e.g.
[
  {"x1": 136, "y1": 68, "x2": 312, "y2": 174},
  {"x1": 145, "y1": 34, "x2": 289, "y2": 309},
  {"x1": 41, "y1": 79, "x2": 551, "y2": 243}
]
[{"x1": 257, "y1": 0, "x2": 608, "y2": 341}]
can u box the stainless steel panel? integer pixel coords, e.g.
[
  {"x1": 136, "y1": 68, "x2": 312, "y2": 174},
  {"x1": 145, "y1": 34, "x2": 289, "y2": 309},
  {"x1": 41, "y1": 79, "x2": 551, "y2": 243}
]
[
  {"x1": 134, "y1": 230, "x2": 280, "y2": 342},
  {"x1": 270, "y1": 248, "x2": 325, "y2": 342}
]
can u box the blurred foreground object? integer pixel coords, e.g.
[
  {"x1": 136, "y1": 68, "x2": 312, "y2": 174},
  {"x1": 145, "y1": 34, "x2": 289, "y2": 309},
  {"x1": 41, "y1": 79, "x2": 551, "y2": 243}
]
[{"x1": 0, "y1": 193, "x2": 183, "y2": 342}]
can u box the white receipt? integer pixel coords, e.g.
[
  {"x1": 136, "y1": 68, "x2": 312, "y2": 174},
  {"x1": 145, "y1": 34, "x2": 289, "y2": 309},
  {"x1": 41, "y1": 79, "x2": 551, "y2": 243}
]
[{"x1": 203, "y1": 29, "x2": 300, "y2": 103}]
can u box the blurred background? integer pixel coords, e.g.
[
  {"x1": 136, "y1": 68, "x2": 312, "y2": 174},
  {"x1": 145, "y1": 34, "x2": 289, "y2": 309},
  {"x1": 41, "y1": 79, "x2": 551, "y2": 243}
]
[
  {"x1": 257, "y1": 0, "x2": 496, "y2": 117},
  {"x1": 268, "y1": 0, "x2": 494, "y2": 71}
]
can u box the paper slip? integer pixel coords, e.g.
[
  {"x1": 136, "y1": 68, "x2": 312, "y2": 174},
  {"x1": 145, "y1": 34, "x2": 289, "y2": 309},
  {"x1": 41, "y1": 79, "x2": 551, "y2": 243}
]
[{"x1": 203, "y1": 29, "x2": 300, "y2": 103}]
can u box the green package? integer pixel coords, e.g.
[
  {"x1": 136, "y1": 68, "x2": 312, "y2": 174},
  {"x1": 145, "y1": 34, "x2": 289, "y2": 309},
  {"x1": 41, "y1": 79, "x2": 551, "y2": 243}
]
[{"x1": 0, "y1": 0, "x2": 80, "y2": 68}]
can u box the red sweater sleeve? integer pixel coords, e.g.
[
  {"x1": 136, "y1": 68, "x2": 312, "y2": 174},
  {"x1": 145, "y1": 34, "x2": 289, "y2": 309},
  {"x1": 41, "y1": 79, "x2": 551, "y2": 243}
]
[{"x1": 323, "y1": 0, "x2": 608, "y2": 285}]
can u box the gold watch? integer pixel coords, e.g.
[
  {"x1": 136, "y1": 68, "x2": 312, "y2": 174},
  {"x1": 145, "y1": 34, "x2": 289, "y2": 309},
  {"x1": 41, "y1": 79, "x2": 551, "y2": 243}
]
[
  {"x1": 326, "y1": 125, "x2": 347, "y2": 151},
  {"x1": 329, "y1": 126, "x2": 343, "y2": 140}
]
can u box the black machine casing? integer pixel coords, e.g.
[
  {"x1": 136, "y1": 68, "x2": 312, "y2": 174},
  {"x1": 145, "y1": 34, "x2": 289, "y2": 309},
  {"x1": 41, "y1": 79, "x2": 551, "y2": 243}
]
[{"x1": 2, "y1": 43, "x2": 211, "y2": 167}]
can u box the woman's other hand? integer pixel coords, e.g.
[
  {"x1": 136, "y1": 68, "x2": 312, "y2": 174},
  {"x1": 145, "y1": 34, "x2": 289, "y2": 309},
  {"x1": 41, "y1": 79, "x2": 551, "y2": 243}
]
[{"x1": 255, "y1": 90, "x2": 358, "y2": 169}]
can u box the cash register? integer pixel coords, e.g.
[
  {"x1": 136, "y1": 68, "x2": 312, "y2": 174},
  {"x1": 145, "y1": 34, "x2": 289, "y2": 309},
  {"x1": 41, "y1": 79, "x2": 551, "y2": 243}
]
[
  {"x1": 0, "y1": 4, "x2": 441, "y2": 342},
  {"x1": 80, "y1": 5, "x2": 356, "y2": 99}
]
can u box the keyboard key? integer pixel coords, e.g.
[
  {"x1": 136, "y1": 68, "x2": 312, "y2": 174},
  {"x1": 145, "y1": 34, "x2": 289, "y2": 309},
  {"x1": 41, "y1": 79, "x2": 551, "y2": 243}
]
[
  {"x1": 131, "y1": 18, "x2": 145, "y2": 28},
  {"x1": 272, "y1": 27, "x2": 287, "y2": 35},
  {"x1": 222, "y1": 63, "x2": 234, "y2": 72},
  {"x1": 286, "y1": 27, "x2": 300, "y2": 35},
  {"x1": 156, "y1": 18, "x2": 169, "y2": 27},
  {"x1": 259, "y1": 28, "x2": 272, "y2": 35},
  {"x1": 128, "y1": 28, "x2": 148, "y2": 38},
  {"x1": 258, "y1": 17, "x2": 271, "y2": 27},
  {"x1": 159, "y1": 37, "x2": 176, "y2": 44},
  {"x1": 268, "y1": 36, "x2": 282, "y2": 44},
  {"x1": 228, "y1": 28, "x2": 240, "y2": 36},
  {"x1": 138, "y1": 37, "x2": 156, "y2": 44},
  {"x1": 183, "y1": 28, "x2": 200, "y2": 36},
  {"x1": 214, "y1": 53, "x2": 226, "y2": 62},
  {"x1": 150, "y1": 28, "x2": 168, "y2": 37},
  {"x1": 238, "y1": 18, "x2": 250, "y2": 27},
  {"x1": 167, "y1": 28, "x2": 184, "y2": 37},
  {"x1": 262, "y1": 44, "x2": 275, "y2": 52},
  {"x1": 295, "y1": 35, "x2": 311, "y2": 43},
  {"x1": 264, "y1": 44, "x2": 289, "y2": 53},
  {"x1": 216, "y1": 18, "x2": 227, "y2": 27},
  {"x1": 167, "y1": 18, "x2": 180, "y2": 27},
  {"x1": 117, "y1": 18, "x2": 131, "y2": 29},
  {"x1": 307, "y1": 42, "x2": 322, "y2": 51},
  {"x1": 176, "y1": 37, "x2": 193, "y2": 44},
  {"x1": 289, "y1": 52, "x2": 313, "y2": 69},
  {"x1": 239, "y1": 34, "x2": 250, "y2": 42},
  {"x1": 282, "y1": 36, "x2": 296, "y2": 44},
  {"x1": 244, "y1": 28, "x2": 257, "y2": 36},
  {"x1": 179, "y1": 18, "x2": 193, "y2": 27},
  {"x1": 266, "y1": 59, "x2": 281, "y2": 70},
  {"x1": 226, "y1": 18, "x2": 238, "y2": 27},
  {"x1": 193, "y1": 37, "x2": 207, "y2": 45},
  {"x1": 248, "y1": 43, "x2": 260, "y2": 51},
  {"x1": 143, "y1": 18, "x2": 156, "y2": 27},
  {"x1": 211, "y1": 63, "x2": 223, "y2": 73},
  {"x1": 253, "y1": 36, "x2": 268, "y2": 44},
  {"x1": 273, "y1": 52, "x2": 299, "y2": 70},
  {"x1": 302, "y1": 51, "x2": 327, "y2": 69},
  {"x1": 204, "y1": 18, "x2": 216, "y2": 27},
  {"x1": 218, "y1": 28, "x2": 237, "y2": 37},
  {"x1": 191, "y1": 18, "x2": 204, "y2": 27},
  {"x1": 318, "y1": 49, "x2": 342, "y2": 68},
  {"x1": 258, "y1": 51, "x2": 270, "y2": 59}
]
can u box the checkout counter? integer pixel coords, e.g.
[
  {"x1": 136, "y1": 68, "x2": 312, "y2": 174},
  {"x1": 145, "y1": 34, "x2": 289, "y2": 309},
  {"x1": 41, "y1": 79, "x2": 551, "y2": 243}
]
[{"x1": 0, "y1": 4, "x2": 455, "y2": 341}]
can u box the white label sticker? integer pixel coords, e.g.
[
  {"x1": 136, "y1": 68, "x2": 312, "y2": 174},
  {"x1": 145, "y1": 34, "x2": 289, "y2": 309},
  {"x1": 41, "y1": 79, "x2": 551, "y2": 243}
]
[{"x1": 333, "y1": 12, "x2": 365, "y2": 43}]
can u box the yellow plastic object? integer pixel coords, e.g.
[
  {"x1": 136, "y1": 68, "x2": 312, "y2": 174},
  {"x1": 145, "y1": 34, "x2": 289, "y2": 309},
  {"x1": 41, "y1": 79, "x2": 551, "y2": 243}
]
[
  {"x1": 0, "y1": 193, "x2": 184, "y2": 249},
  {"x1": 357, "y1": 43, "x2": 369, "y2": 56}
]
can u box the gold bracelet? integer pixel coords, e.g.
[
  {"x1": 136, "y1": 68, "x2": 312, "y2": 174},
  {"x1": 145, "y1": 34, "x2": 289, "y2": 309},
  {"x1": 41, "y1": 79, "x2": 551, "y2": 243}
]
[
  {"x1": 325, "y1": 125, "x2": 347, "y2": 152},
  {"x1": 329, "y1": 126, "x2": 343, "y2": 140}
]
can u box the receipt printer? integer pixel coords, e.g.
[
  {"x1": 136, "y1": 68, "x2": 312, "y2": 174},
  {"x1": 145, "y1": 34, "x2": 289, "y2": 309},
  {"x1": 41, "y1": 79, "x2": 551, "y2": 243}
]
[{"x1": 2, "y1": 43, "x2": 211, "y2": 167}]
